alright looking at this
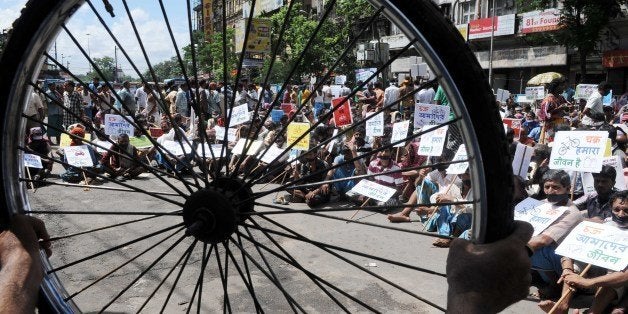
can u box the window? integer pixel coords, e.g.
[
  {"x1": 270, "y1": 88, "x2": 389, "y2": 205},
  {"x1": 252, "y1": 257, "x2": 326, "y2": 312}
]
[
  {"x1": 489, "y1": 0, "x2": 516, "y2": 17},
  {"x1": 457, "y1": 0, "x2": 476, "y2": 24}
]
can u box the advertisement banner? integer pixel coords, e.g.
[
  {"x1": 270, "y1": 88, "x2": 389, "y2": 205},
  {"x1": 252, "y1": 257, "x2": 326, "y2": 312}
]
[
  {"x1": 468, "y1": 14, "x2": 516, "y2": 40},
  {"x1": 520, "y1": 9, "x2": 561, "y2": 34},
  {"x1": 235, "y1": 18, "x2": 271, "y2": 54}
]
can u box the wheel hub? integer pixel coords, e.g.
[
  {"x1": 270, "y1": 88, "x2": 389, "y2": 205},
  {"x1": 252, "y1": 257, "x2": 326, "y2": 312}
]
[{"x1": 182, "y1": 177, "x2": 254, "y2": 244}]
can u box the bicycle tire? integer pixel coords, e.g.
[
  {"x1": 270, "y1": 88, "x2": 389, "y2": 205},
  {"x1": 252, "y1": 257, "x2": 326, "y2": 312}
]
[{"x1": 0, "y1": 0, "x2": 514, "y2": 312}]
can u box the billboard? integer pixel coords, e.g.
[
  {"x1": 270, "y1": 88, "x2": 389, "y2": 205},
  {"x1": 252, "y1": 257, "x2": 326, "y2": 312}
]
[{"x1": 235, "y1": 18, "x2": 272, "y2": 54}]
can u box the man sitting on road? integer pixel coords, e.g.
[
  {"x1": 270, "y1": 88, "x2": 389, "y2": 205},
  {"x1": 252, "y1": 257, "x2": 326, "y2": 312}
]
[{"x1": 100, "y1": 133, "x2": 144, "y2": 180}]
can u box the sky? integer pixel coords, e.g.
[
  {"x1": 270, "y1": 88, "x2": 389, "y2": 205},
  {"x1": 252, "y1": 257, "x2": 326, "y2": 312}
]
[{"x1": 1, "y1": 0, "x2": 193, "y2": 78}]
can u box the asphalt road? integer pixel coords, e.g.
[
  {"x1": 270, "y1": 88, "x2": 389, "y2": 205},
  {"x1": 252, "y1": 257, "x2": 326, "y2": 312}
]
[{"x1": 27, "y1": 166, "x2": 540, "y2": 313}]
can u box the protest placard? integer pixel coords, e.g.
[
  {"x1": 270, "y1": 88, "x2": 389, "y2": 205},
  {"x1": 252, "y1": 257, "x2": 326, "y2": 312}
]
[
  {"x1": 196, "y1": 143, "x2": 225, "y2": 159},
  {"x1": 496, "y1": 88, "x2": 511, "y2": 103},
  {"x1": 287, "y1": 122, "x2": 310, "y2": 151},
  {"x1": 271, "y1": 110, "x2": 284, "y2": 123},
  {"x1": 330, "y1": 85, "x2": 342, "y2": 98},
  {"x1": 23, "y1": 153, "x2": 43, "y2": 169},
  {"x1": 503, "y1": 118, "x2": 522, "y2": 139},
  {"x1": 418, "y1": 124, "x2": 448, "y2": 156},
  {"x1": 525, "y1": 86, "x2": 545, "y2": 100},
  {"x1": 334, "y1": 75, "x2": 347, "y2": 85},
  {"x1": 555, "y1": 221, "x2": 628, "y2": 272},
  {"x1": 514, "y1": 202, "x2": 569, "y2": 236},
  {"x1": 514, "y1": 197, "x2": 544, "y2": 217},
  {"x1": 232, "y1": 139, "x2": 263, "y2": 156},
  {"x1": 549, "y1": 131, "x2": 608, "y2": 173},
  {"x1": 575, "y1": 84, "x2": 598, "y2": 100},
  {"x1": 228, "y1": 104, "x2": 250, "y2": 127},
  {"x1": 446, "y1": 144, "x2": 469, "y2": 174},
  {"x1": 129, "y1": 135, "x2": 154, "y2": 149},
  {"x1": 104, "y1": 114, "x2": 134, "y2": 136},
  {"x1": 512, "y1": 143, "x2": 534, "y2": 178},
  {"x1": 260, "y1": 145, "x2": 289, "y2": 164},
  {"x1": 92, "y1": 139, "x2": 112, "y2": 153},
  {"x1": 349, "y1": 179, "x2": 397, "y2": 203},
  {"x1": 365, "y1": 112, "x2": 384, "y2": 137},
  {"x1": 582, "y1": 155, "x2": 627, "y2": 193},
  {"x1": 161, "y1": 141, "x2": 192, "y2": 156},
  {"x1": 60, "y1": 133, "x2": 91, "y2": 147},
  {"x1": 214, "y1": 126, "x2": 237, "y2": 142},
  {"x1": 287, "y1": 149, "x2": 300, "y2": 163},
  {"x1": 413, "y1": 103, "x2": 450, "y2": 129},
  {"x1": 332, "y1": 97, "x2": 353, "y2": 127},
  {"x1": 64, "y1": 145, "x2": 94, "y2": 167},
  {"x1": 391, "y1": 120, "x2": 410, "y2": 147}
]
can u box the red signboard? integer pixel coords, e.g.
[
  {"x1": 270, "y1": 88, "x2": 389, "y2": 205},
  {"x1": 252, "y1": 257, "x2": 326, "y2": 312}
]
[
  {"x1": 502, "y1": 118, "x2": 521, "y2": 139},
  {"x1": 468, "y1": 14, "x2": 515, "y2": 40},
  {"x1": 520, "y1": 9, "x2": 561, "y2": 34},
  {"x1": 603, "y1": 50, "x2": 628, "y2": 68},
  {"x1": 332, "y1": 97, "x2": 353, "y2": 127}
]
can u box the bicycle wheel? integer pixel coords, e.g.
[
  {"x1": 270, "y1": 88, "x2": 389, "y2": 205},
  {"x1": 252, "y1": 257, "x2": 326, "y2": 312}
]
[{"x1": 0, "y1": 0, "x2": 514, "y2": 312}]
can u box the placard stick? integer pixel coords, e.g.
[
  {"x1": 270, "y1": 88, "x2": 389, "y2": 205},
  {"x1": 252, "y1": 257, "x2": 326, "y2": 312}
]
[
  {"x1": 249, "y1": 164, "x2": 262, "y2": 177},
  {"x1": 81, "y1": 168, "x2": 90, "y2": 191},
  {"x1": 422, "y1": 180, "x2": 456, "y2": 231},
  {"x1": 346, "y1": 198, "x2": 371, "y2": 223},
  {"x1": 25, "y1": 167, "x2": 35, "y2": 191},
  {"x1": 261, "y1": 168, "x2": 289, "y2": 190},
  {"x1": 396, "y1": 147, "x2": 401, "y2": 163},
  {"x1": 570, "y1": 173, "x2": 577, "y2": 201},
  {"x1": 539, "y1": 123, "x2": 546, "y2": 145},
  {"x1": 548, "y1": 264, "x2": 592, "y2": 314}
]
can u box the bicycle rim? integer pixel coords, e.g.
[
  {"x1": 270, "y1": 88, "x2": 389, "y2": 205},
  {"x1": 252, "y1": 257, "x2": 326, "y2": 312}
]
[{"x1": 0, "y1": 0, "x2": 513, "y2": 312}]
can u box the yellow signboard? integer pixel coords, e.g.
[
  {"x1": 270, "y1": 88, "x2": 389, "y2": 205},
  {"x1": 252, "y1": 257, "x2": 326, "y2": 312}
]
[
  {"x1": 235, "y1": 18, "x2": 271, "y2": 54},
  {"x1": 286, "y1": 122, "x2": 310, "y2": 151},
  {"x1": 456, "y1": 24, "x2": 468, "y2": 42},
  {"x1": 60, "y1": 133, "x2": 91, "y2": 147}
]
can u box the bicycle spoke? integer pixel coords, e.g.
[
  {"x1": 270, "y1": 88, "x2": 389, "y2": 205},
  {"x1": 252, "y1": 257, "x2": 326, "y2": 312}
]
[
  {"x1": 214, "y1": 243, "x2": 232, "y2": 314},
  {"x1": 64, "y1": 227, "x2": 184, "y2": 301},
  {"x1": 47, "y1": 223, "x2": 184, "y2": 274},
  {"x1": 185, "y1": 243, "x2": 213, "y2": 314},
  {"x1": 233, "y1": 233, "x2": 263, "y2": 313},
  {"x1": 223, "y1": 241, "x2": 264, "y2": 313},
  {"x1": 242, "y1": 224, "x2": 337, "y2": 313},
  {"x1": 100, "y1": 233, "x2": 188, "y2": 312},
  {"x1": 160, "y1": 240, "x2": 199, "y2": 313},
  {"x1": 30, "y1": 210, "x2": 180, "y2": 216},
  {"x1": 137, "y1": 239, "x2": 197, "y2": 313},
  {"x1": 20, "y1": 178, "x2": 182, "y2": 198},
  {"x1": 43, "y1": 213, "x2": 179, "y2": 243},
  {"x1": 257, "y1": 217, "x2": 446, "y2": 311},
  {"x1": 252, "y1": 159, "x2": 471, "y2": 199},
  {"x1": 245, "y1": 218, "x2": 446, "y2": 277},
  {"x1": 219, "y1": 0, "x2": 229, "y2": 179},
  {"x1": 235, "y1": 227, "x2": 372, "y2": 312},
  {"x1": 196, "y1": 244, "x2": 208, "y2": 314}
]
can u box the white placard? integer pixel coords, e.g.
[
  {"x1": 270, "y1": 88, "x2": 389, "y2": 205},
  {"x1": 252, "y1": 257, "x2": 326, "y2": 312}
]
[
  {"x1": 196, "y1": 144, "x2": 226, "y2": 159},
  {"x1": 555, "y1": 221, "x2": 628, "y2": 272},
  {"x1": 582, "y1": 172, "x2": 596, "y2": 194},
  {"x1": 365, "y1": 112, "x2": 384, "y2": 137},
  {"x1": 446, "y1": 144, "x2": 469, "y2": 174},
  {"x1": 525, "y1": 86, "x2": 545, "y2": 100},
  {"x1": 64, "y1": 145, "x2": 94, "y2": 167},
  {"x1": 228, "y1": 104, "x2": 250, "y2": 127},
  {"x1": 260, "y1": 145, "x2": 289, "y2": 164},
  {"x1": 391, "y1": 120, "x2": 410, "y2": 147},
  {"x1": 414, "y1": 103, "x2": 450, "y2": 129},
  {"x1": 349, "y1": 179, "x2": 397, "y2": 203},
  {"x1": 161, "y1": 140, "x2": 192, "y2": 156},
  {"x1": 92, "y1": 139, "x2": 113, "y2": 153},
  {"x1": 514, "y1": 202, "x2": 568, "y2": 236},
  {"x1": 603, "y1": 155, "x2": 626, "y2": 191},
  {"x1": 330, "y1": 85, "x2": 342, "y2": 98},
  {"x1": 334, "y1": 75, "x2": 347, "y2": 85},
  {"x1": 232, "y1": 139, "x2": 263, "y2": 156},
  {"x1": 104, "y1": 114, "x2": 134, "y2": 136},
  {"x1": 512, "y1": 143, "x2": 534, "y2": 178},
  {"x1": 418, "y1": 124, "x2": 448, "y2": 157},
  {"x1": 23, "y1": 153, "x2": 43, "y2": 169},
  {"x1": 214, "y1": 126, "x2": 237, "y2": 142},
  {"x1": 287, "y1": 149, "x2": 300, "y2": 164},
  {"x1": 575, "y1": 84, "x2": 598, "y2": 100},
  {"x1": 549, "y1": 131, "x2": 608, "y2": 173},
  {"x1": 496, "y1": 88, "x2": 510, "y2": 102},
  {"x1": 514, "y1": 197, "x2": 544, "y2": 217}
]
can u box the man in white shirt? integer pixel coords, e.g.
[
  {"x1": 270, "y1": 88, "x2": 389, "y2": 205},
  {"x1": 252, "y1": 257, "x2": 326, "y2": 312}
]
[
  {"x1": 384, "y1": 82, "x2": 400, "y2": 111},
  {"x1": 581, "y1": 81, "x2": 611, "y2": 127},
  {"x1": 415, "y1": 81, "x2": 435, "y2": 104},
  {"x1": 175, "y1": 83, "x2": 189, "y2": 117},
  {"x1": 134, "y1": 82, "x2": 149, "y2": 113}
]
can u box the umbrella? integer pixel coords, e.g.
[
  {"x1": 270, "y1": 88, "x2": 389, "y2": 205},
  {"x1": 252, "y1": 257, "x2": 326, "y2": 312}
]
[{"x1": 527, "y1": 72, "x2": 564, "y2": 86}]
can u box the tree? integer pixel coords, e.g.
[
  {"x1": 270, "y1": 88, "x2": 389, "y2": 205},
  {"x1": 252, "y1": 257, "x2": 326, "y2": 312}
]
[
  {"x1": 83, "y1": 56, "x2": 116, "y2": 82},
  {"x1": 143, "y1": 57, "x2": 184, "y2": 82},
  {"x1": 517, "y1": 0, "x2": 627, "y2": 82}
]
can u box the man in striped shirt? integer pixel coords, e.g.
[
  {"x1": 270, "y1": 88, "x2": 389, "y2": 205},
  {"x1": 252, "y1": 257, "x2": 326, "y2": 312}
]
[{"x1": 365, "y1": 145, "x2": 403, "y2": 211}]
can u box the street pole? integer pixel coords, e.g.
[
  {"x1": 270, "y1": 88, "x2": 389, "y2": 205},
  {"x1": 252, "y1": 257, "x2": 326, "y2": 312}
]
[
  {"x1": 488, "y1": 0, "x2": 496, "y2": 89},
  {"x1": 86, "y1": 33, "x2": 91, "y2": 73},
  {"x1": 114, "y1": 46, "x2": 118, "y2": 83}
]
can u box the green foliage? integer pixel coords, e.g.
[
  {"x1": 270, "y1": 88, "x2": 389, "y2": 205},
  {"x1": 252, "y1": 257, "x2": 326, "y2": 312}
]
[
  {"x1": 143, "y1": 57, "x2": 183, "y2": 82},
  {"x1": 84, "y1": 56, "x2": 116, "y2": 82},
  {"x1": 205, "y1": 28, "x2": 238, "y2": 81},
  {"x1": 517, "y1": 0, "x2": 628, "y2": 81}
]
